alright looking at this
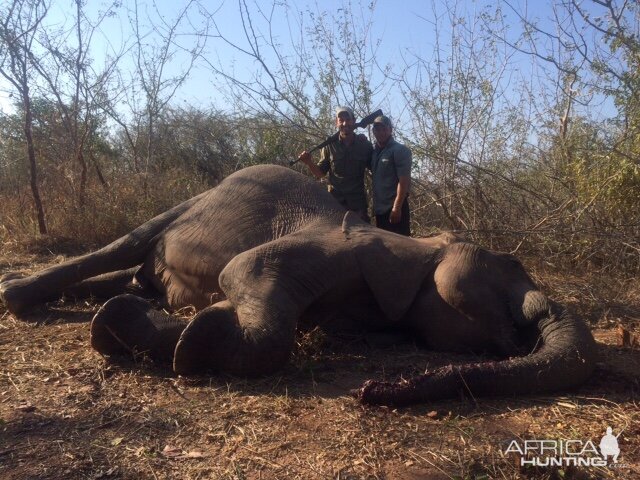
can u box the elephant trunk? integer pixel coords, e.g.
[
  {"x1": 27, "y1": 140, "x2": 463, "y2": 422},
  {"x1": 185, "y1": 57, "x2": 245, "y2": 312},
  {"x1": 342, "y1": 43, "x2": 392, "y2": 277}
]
[{"x1": 355, "y1": 301, "x2": 597, "y2": 407}]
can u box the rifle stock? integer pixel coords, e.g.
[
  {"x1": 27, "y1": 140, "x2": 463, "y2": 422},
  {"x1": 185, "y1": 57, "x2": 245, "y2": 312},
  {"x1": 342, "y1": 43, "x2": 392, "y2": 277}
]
[
  {"x1": 308, "y1": 132, "x2": 339, "y2": 154},
  {"x1": 289, "y1": 109, "x2": 383, "y2": 166}
]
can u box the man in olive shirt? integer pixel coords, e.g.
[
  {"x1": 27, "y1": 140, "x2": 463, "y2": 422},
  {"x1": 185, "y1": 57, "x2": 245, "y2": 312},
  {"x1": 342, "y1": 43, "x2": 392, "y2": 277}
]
[
  {"x1": 369, "y1": 115, "x2": 412, "y2": 236},
  {"x1": 298, "y1": 107, "x2": 373, "y2": 221}
]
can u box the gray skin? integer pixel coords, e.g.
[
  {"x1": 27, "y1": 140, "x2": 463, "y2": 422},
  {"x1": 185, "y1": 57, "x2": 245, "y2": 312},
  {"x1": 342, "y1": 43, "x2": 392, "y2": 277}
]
[{"x1": 0, "y1": 165, "x2": 597, "y2": 406}]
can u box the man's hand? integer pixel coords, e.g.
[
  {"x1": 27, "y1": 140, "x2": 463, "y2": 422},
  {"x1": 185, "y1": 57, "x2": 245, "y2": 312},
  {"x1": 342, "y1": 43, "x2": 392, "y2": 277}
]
[
  {"x1": 298, "y1": 151, "x2": 325, "y2": 180},
  {"x1": 297, "y1": 151, "x2": 312, "y2": 165},
  {"x1": 389, "y1": 206, "x2": 401, "y2": 224}
]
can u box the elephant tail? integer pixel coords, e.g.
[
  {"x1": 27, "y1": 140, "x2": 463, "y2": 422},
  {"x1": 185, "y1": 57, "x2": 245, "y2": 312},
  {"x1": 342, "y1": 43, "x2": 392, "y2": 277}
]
[
  {"x1": 354, "y1": 301, "x2": 597, "y2": 407},
  {"x1": 1, "y1": 192, "x2": 207, "y2": 315}
]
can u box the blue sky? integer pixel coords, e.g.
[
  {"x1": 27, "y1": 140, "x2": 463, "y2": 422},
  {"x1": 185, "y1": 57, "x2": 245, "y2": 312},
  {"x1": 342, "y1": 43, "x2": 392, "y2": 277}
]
[
  {"x1": 0, "y1": 0, "x2": 617, "y2": 125},
  {"x1": 172, "y1": 0, "x2": 537, "y2": 112}
]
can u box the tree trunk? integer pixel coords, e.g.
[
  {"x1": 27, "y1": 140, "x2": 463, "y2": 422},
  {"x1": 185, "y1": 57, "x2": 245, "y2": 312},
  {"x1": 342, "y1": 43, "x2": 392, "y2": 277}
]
[
  {"x1": 77, "y1": 149, "x2": 87, "y2": 207},
  {"x1": 23, "y1": 93, "x2": 47, "y2": 234}
]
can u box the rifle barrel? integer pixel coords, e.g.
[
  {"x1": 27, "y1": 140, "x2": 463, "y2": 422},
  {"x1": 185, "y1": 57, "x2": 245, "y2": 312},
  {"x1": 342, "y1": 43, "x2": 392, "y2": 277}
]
[{"x1": 289, "y1": 109, "x2": 382, "y2": 166}]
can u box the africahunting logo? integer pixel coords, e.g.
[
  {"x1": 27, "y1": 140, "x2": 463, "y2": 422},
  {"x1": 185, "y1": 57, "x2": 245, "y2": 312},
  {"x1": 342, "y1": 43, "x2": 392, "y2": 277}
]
[{"x1": 504, "y1": 427, "x2": 622, "y2": 467}]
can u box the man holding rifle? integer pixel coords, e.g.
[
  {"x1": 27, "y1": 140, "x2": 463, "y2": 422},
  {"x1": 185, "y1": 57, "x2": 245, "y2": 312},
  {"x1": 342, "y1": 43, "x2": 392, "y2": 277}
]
[{"x1": 297, "y1": 107, "x2": 373, "y2": 221}]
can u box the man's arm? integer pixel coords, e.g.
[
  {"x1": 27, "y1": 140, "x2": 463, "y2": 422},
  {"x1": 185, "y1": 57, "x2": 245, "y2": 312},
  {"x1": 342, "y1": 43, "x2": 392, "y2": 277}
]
[
  {"x1": 389, "y1": 144, "x2": 412, "y2": 224},
  {"x1": 297, "y1": 151, "x2": 327, "y2": 179},
  {"x1": 389, "y1": 175, "x2": 410, "y2": 224}
]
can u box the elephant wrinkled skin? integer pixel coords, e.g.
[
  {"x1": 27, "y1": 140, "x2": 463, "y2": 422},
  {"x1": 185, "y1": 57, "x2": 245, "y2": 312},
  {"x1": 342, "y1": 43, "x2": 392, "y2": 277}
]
[{"x1": 0, "y1": 165, "x2": 597, "y2": 406}]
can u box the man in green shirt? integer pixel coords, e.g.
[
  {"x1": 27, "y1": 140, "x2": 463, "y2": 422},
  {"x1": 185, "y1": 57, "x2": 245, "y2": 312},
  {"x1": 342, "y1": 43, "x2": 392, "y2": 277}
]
[{"x1": 298, "y1": 107, "x2": 373, "y2": 221}]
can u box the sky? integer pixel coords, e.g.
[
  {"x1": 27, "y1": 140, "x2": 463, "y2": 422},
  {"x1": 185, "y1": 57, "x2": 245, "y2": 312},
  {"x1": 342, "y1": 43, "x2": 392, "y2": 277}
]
[{"x1": 0, "y1": 0, "x2": 619, "y2": 125}]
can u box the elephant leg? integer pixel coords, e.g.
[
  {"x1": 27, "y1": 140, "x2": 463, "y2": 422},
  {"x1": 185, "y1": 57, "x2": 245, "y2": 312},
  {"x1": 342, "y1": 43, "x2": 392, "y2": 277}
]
[
  {"x1": 2, "y1": 267, "x2": 159, "y2": 313},
  {"x1": 174, "y1": 220, "x2": 362, "y2": 377},
  {"x1": 90, "y1": 294, "x2": 187, "y2": 361},
  {"x1": 62, "y1": 267, "x2": 156, "y2": 301},
  {"x1": 0, "y1": 192, "x2": 205, "y2": 316}
]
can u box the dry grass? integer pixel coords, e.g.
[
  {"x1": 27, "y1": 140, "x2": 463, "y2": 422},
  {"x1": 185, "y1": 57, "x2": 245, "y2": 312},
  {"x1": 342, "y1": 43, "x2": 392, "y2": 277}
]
[
  {"x1": 1, "y1": 252, "x2": 639, "y2": 479},
  {"x1": 0, "y1": 170, "x2": 211, "y2": 253}
]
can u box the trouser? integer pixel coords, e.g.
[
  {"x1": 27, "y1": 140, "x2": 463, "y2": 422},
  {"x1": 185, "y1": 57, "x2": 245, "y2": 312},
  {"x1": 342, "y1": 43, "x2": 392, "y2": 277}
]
[
  {"x1": 331, "y1": 190, "x2": 370, "y2": 223},
  {"x1": 351, "y1": 209, "x2": 370, "y2": 223},
  {"x1": 375, "y1": 199, "x2": 410, "y2": 236}
]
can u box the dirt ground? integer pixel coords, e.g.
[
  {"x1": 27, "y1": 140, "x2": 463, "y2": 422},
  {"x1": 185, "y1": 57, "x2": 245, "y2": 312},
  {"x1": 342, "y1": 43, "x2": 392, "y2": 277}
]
[{"x1": 1, "y1": 251, "x2": 639, "y2": 479}]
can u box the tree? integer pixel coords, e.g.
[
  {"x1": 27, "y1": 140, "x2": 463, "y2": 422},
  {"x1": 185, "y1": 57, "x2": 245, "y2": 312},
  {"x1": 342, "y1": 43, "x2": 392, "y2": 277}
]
[
  {"x1": 398, "y1": 0, "x2": 540, "y2": 240},
  {"x1": 105, "y1": 0, "x2": 207, "y2": 180},
  {"x1": 498, "y1": 0, "x2": 640, "y2": 268},
  {"x1": 0, "y1": 0, "x2": 49, "y2": 233},
  {"x1": 198, "y1": 0, "x2": 390, "y2": 144},
  {"x1": 30, "y1": 0, "x2": 122, "y2": 206},
  {"x1": 150, "y1": 107, "x2": 238, "y2": 184}
]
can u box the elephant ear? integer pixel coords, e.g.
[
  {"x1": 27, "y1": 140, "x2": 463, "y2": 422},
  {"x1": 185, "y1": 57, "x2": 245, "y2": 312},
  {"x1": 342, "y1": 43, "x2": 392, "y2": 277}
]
[{"x1": 342, "y1": 211, "x2": 437, "y2": 321}]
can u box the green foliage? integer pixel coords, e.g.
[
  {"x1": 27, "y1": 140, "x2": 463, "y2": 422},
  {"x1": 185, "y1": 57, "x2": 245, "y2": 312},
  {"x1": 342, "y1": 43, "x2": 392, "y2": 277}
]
[
  {"x1": 570, "y1": 151, "x2": 640, "y2": 220},
  {"x1": 0, "y1": 97, "x2": 110, "y2": 199},
  {"x1": 0, "y1": 104, "x2": 310, "y2": 245}
]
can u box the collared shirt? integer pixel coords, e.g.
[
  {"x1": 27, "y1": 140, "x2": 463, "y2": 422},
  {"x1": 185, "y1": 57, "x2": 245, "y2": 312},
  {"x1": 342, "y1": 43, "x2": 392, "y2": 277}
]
[
  {"x1": 317, "y1": 134, "x2": 373, "y2": 211},
  {"x1": 369, "y1": 138, "x2": 412, "y2": 215}
]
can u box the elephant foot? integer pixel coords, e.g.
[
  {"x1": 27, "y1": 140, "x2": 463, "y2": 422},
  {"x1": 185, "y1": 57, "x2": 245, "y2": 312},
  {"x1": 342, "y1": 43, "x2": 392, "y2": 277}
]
[
  {"x1": 0, "y1": 273, "x2": 31, "y2": 315},
  {"x1": 0, "y1": 272, "x2": 25, "y2": 283},
  {"x1": 174, "y1": 300, "x2": 290, "y2": 377},
  {"x1": 90, "y1": 294, "x2": 187, "y2": 362},
  {"x1": 173, "y1": 301, "x2": 238, "y2": 375}
]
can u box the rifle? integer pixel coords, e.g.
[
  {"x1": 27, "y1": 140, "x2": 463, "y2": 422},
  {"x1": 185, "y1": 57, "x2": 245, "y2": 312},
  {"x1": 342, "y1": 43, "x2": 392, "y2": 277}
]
[{"x1": 289, "y1": 109, "x2": 383, "y2": 166}]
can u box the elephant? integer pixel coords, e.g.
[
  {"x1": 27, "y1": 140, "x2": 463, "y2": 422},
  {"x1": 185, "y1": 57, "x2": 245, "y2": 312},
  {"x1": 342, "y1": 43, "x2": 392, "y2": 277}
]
[{"x1": 0, "y1": 164, "x2": 597, "y2": 406}]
